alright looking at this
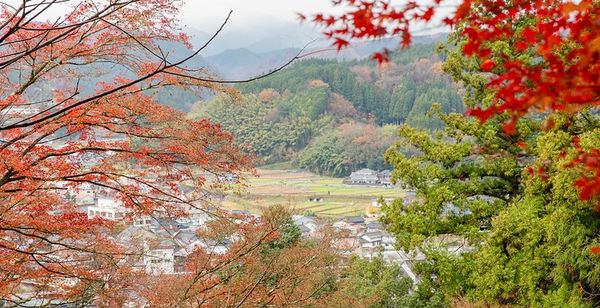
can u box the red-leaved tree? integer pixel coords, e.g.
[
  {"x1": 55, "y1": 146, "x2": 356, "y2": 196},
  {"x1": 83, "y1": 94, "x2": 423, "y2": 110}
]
[{"x1": 0, "y1": 1, "x2": 337, "y2": 305}]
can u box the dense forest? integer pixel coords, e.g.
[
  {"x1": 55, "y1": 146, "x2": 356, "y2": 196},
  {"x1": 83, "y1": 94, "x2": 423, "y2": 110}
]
[{"x1": 189, "y1": 44, "x2": 464, "y2": 176}]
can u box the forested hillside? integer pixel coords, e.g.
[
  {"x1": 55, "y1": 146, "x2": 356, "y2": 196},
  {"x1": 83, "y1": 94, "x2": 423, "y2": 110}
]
[
  {"x1": 237, "y1": 44, "x2": 463, "y2": 127},
  {"x1": 189, "y1": 43, "x2": 464, "y2": 176}
]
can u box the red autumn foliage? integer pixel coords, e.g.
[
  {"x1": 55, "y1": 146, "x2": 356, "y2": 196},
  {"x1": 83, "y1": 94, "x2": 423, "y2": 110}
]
[
  {"x1": 0, "y1": 1, "x2": 338, "y2": 305},
  {"x1": 480, "y1": 59, "x2": 495, "y2": 72},
  {"x1": 312, "y1": 0, "x2": 600, "y2": 207}
]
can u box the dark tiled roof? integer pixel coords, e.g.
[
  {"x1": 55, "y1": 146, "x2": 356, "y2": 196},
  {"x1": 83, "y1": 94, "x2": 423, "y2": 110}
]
[{"x1": 366, "y1": 221, "x2": 383, "y2": 230}]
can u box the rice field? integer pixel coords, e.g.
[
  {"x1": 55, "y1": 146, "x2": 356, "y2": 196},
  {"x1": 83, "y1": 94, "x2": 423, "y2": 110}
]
[{"x1": 221, "y1": 168, "x2": 405, "y2": 217}]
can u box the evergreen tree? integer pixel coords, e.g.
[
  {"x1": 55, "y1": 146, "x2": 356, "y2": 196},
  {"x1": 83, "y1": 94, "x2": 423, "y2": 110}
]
[{"x1": 382, "y1": 31, "x2": 600, "y2": 306}]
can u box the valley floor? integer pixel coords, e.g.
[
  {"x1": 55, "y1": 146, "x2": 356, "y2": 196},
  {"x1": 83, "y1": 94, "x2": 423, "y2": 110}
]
[{"x1": 222, "y1": 168, "x2": 405, "y2": 217}]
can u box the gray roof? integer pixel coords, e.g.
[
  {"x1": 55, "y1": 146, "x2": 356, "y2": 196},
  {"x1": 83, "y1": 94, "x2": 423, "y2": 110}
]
[
  {"x1": 366, "y1": 221, "x2": 383, "y2": 230},
  {"x1": 346, "y1": 216, "x2": 365, "y2": 224},
  {"x1": 173, "y1": 230, "x2": 199, "y2": 246},
  {"x1": 349, "y1": 169, "x2": 379, "y2": 181},
  {"x1": 298, "y1": 225, "x2": 311, "y2": 233},
  {"x1": 361, "y1": 231, "x2": 384, "y2": 242},
  {"x1": 293, "y1": 215, "x2": 316, "y2": 226},
  {"x1": 156, "y1": 239, "x2": 177, "y2": 250},
  {"x1": 353, "y1": 168, "x2": 377, "y2": 175},
  {"x1": 231, "y1": 210, "x2": 250, "y2": 215}
]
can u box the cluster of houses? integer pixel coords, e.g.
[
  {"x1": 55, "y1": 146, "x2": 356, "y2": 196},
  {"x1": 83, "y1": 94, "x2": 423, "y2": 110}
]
[
  {"x1": 61, "y1": 181, "x2": 233, "y2": 276},
  {"x1": 290, "y1": 190, "x2": 477, "y2": 284},
  {"x1": 65, "y1": 171, "x2": 433, "y2": 280},
  {"x1": 344, "y1": 168, "x2": 393, "y2": 187},
  {"x1": 77, "y1": 189, "x2": 425, "y2": 279},
  {"x1": 67, "y1": 177, "x2": 476, "y2": 282},
  {"x1": 291, "y1": 212, "x2": 425, "y2": 283},
  {"x1": 26, "y1": 171, "x2": 474, "y2": 308},
  {"x1": 115, "y1": 216, "x2": 226, "y2": 275}
]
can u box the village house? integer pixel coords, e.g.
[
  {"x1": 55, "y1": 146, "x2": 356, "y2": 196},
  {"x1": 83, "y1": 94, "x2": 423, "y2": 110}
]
[
  {"x1": 333, "y1": 216, "x2": 366, "y2": 236},
  {"x1": 86, "y1": 196, "x2": 128, "y2": 220},
  {"x1": 378, "y1": 170, "x2": 392, "y2": 186},
  {"x1": 345, "y1": 215, "x2": 366, "y2": 225},
  {"x1": 174, "y1": 211, "x2": 212, "y2": 231},
  {"x1": 116, "y1": 222, "x2": 232, "y2": 276},
  {"x1": 134, "y1": 216, "x2": 153, "y2": 227},
  {"x1": 144, "y1": 240, "x2": 176, "y2": 275},
  {"x1": 116, "y1": 226, "x2": 172, "y2": 274},
  {"x1": 198, "y1": 238, "x2": 230, "y2": 255},
  {"x1": 344, "y1": 168, "x2": 394, "y2": 186},
  {"x1": 69, "y1": 182, "x2": 99, "y2": 205},
  {"x1": 293, "y1": 215, "x2": 318, "y2": 236},
  {"x1": 366, "y1": 220, "x2": 384, "y2": 232},
  {"x1": 345, "y1": 168, "x2": 379, "y2": 185},
  {"x1": 359, "y1": 230, "x2": 396, "y2": 257}
]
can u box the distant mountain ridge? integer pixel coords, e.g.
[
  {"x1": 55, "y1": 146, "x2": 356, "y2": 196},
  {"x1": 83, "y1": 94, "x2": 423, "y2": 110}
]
[
  {"x1": 204, "y1": 33, "x2": 448, "y2": 80},
  {"x1": 149, "y1": 33, "x2": 448, "y2": 111}
]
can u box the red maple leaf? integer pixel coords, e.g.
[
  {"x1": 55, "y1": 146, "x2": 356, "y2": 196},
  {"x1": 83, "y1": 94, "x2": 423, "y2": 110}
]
[
  {"x1": 333, "y1": 37, "x2": 350, "y2": 50},
  {"x1": 481, "y1": 59, "x2": 495, "y2": 71}
]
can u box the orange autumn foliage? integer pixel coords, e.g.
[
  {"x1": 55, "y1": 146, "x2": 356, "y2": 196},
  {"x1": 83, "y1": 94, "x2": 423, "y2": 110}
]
[{"x1": 0, "y1": 1, "x2": 339, "y2": 305}]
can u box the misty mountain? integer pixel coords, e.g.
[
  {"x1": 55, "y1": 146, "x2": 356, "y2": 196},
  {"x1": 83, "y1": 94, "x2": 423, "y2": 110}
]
[
  {"x1": 132, "y1": 32, "x2": 450, "y2": 112},
  {"x1": 185, "y1": 18, "x2": 324, "y2": 56},
  {"x1": 203, "y1": 33, "x2": 448, "y2": 80}
]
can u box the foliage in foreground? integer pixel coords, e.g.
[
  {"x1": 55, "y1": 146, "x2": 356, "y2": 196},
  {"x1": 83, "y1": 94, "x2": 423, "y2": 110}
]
[{"x1": 380, "y1": 21, "x2": 600, "y2": 305}]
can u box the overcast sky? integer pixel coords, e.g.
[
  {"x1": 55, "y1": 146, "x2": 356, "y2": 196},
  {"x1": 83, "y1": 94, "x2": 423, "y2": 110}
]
[
  {"x1": 177, "y1": 0, "x2": 455, "y2": 28},
  {"x1": 1, "y1": 0, "x2": 332, "y2": 26},
  {"x1": 176, "y1": 0, "x2": 452, "y2": 52},
  {"x1": 179, "y1": 0, "x2": 333, "y2": 29},
  {"x1": 1, "y1": 0, "x2": 452, "y2": 54},
  {"x1": 1, "y1": 0, "x2": 450, "y2": 30}
]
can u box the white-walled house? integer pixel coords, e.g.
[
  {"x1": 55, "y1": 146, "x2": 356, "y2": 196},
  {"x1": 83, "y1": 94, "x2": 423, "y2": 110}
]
[
  {"x1": 344, "y1": 169, "x2": 394, "y2": 186},
  {"x1": 143, "y1": 240, "x2": 176, "y2": 275},
  {"x1": 292, "y1": 215, "x2": 318, "y2": 235},
  {"x1": 346, "y1": 169, "x2": 380, "y2": 185},
  {"x1": 134, "y1": 215, "x2": 153, "y2": 227},
  {"x1": 360, "y1": 231, "x2": 396, "y2": 254},
  {"x1": 86, "y1": 196, "x2": 128, "y2": 220}
]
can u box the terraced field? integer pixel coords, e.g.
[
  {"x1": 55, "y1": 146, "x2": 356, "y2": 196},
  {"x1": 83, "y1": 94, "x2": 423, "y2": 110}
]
[{"x1": 221, "y1": 169, "x2": 405, "y2": 217}]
